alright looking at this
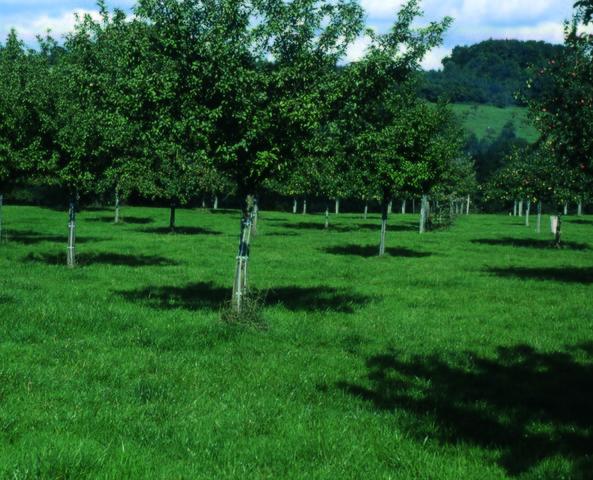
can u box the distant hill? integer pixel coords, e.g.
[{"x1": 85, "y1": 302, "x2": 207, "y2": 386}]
[
  {"x1": 422, "y1": 40, "x2": 564, "y2": 107},
  {"x1": 452, "y1": 104, "x2": 539, "y2": 142}
]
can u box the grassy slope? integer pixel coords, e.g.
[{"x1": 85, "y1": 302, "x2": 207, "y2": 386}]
[
  {"x1": 1, "y1": 205, "x2": 592, "y2": 479},
  {"x1": 452, "y1": 104, "x2": 540, "y2": 143}
]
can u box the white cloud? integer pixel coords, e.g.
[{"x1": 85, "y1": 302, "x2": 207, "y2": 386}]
[
  {"x1": 421, "y1": 46, "x2": 451, "y2": 70},
  {"x1": 1, "y1": 9, "x2": 102, "y2": 44}
]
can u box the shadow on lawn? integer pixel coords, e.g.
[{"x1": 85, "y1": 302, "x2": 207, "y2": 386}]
[
  {"x1": 324, "y1": 244, "x2": 430, "y2": 258},
  {"x1": 120, "y1": 282, "x2": 371, "y2": 313},
  {"x1": 567, "y1": 219, "x2": 593, "y2": 225},
  {"x1": 487, "y1": 266, "x2": 593, "y2": 284},
  {"x1": 472, "y1": 238, "x2": 591, "y2": 251},
  {"x1": 25, "y1": 252, "x2": 179, "y2": 267},
  {"x1": 140, "y1": 226, "x2": 222, "y2": 235},
  {"x1": 8, "y1": 230, "x2": 107, "y2": 246},
  {"x1": 355, "y1": 222, "x2": 418, "y2": 232},
  {"x1": 336, "y1": 344, "x2": 593, "y2": 477},
  {"x1": 275, "y1": 222, "x2": 353, "y2": 232},
  {"x1": 87, "y1": 215, "x2": 154, "y2": 224}
]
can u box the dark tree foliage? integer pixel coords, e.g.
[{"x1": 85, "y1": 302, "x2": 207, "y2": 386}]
[{"x1": 422, "y1": 40, "x2": 565, "y2": 107}]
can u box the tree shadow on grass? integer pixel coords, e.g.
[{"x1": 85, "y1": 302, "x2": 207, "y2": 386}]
[
  {"x1": 472, "y1": 238, "x2": 591, "y2": 251},
  {"x1": 336, "y1": 344, "x2": 593, "y2": 477},
  {"x1": 355, "y1": 222, "x2": 418, "y2": 232},
  {"x1": 139, "y1": 226, "x2": 222, "y2": 235},
  {"x1": 120, "y1": 282, "x2": 371, "y2": 313},
  {"x1": 567, "y1": 219, "x2": 593, "y2": 225},
  {"x1": 7, "y1": 230, "x2": 107, "y2": 246},
  {"x1": 275, "y1": 222, "x2": 353, "y2": 232},
  {"x1": 323, "y1": 244, "x2": 431, "y2": 258},
  {"x1": 487, "y1": 266, "x2": 593, "y2": 284},
  {"x1": 86, "y1": 215, "x2": 154, "y2": 224},
  {"x1": 24, "y1": 252, "x2": 179, "y2": 267}
]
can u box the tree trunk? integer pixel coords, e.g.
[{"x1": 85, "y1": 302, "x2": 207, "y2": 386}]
[
  {"x1": 412, "y1": 198, "x2": 416, "y2": 214},
  {"x1": 519, "y1": 199, "x2": 524, "y2": 217},
  {"x1": 525, "y1": 200, "x2": 531, "y2": 227},
  {"x1": 252, "y1": 197, "x2": 259, "y2": 236},
  {"x1": 302, "y1": 198, "x2": 307, "y2": 215},
  {"x1": 466, "y1": 195, "x2": 471, "y2": 215},
  {"x1": 379, "y1": 197, "x2": 388, "y2": 256},
  {"x1": 554, "y1": 214, "x2": 563, "y2": 248},
  {"x1": 364, "y1": 202, "x2": 368, "y2": 220},
  {"x1": 335, "y1": 198, "x2": 340, "y2": 215},
  {"x1": 213, "y1": 195, "x2": 219, "y2": 210},
  {"x1": 0, "y1": 194, "x2": 3, "y2": 243},
  {"x1": 169, "y1": 202, "x2": 176, "y2": 232},
  {"x1": 232, "y1": 197, "x2": 254, "y2": 313},
  {"x1": 67, "y1": 200, "x2": 76, "y2": 268},
  {"x1": 201, "y1": 197, "x2": 206, "y2": 209},
  {"x1": 420, "y1": 194, "x2": 429, "y2": 234},
  {"x1": 114, "y1": 188, "x2": 120, "y2": 224},
  {"x1": 578, "y1": 201, "x2": 583, "y2": 217},
  {"x1": 325, "y1": 204, "x2": 330, "y2": 229},
  {"x1": 513, "y1": 200, "x2": 518, "y2": 217},
  {"x1": 536, "y1": 201, "x2": 542, "y2": 234},
  {"x1": 387, "y1": 200, "x2": 393, "y2": 215},
  {"x1": 401, "y1": 199, "x2": 407, "y2": 214},
  {"x1": 292, "y1": 198, "x2": 297, "y2": 214},
  {"x1": 564, "y1": 202, "x2": 568, "y2": 216}
]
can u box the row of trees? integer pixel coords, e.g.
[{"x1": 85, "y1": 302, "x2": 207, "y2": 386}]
[{"x1": 0, "y1": 0, "x2": 474, "y2": 312}]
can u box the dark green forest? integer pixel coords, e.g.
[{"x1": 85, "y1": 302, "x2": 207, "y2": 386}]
[{"x1": 421, "y1": 39, "x2": 564, "y2": 107}]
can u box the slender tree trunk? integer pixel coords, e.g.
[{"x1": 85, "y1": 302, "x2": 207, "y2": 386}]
[
  {"x1": 232, "y1": 196, "x2": 254, "y2": 313},
  {"x1": 379, "y1": 197, "x2": 388, "y2": 256},
  {"x1": 325, "y1": 204, "x2": 330, "y2": 229},
  {"x1": 0, "y1": 194, "x2": 3, "y2": 243},
  {"x1": 213, "y1": 195, "x2": 219, "y2": 210},
  {"x1": 525, "y1": 200, "x2": 531, "y2": 227},
  {"x1": 169, "y1": 201, "x2": 176, "y2": 232},
  {"x1": 292, "y1": 198, "x2": 297, "y2": 214},
  {"x1": 387, "y1": 200, "x2": 393, "y2": 215},
  {"x1": 466, "y1": 195, "x2": 471, "y2": 215},
  {"x1": 563, "y1": 202, "x2": 568, "y2": 216},
  {"x1": 513, "y1": 200, "x2": 518, "y2": 217},
  {"x1": 364, "y1": 202, "x2": 368, "y2": 220},
  {"x1": 335, "y1": 198, "x2": 340, "y2": 215},
  {"x1": 401, "y1": 199, "x2": 407, "y2": 214},
  {"x1": 114, "y1": 188, "x2": 120, "y2": 224},
  {"x1": 420, "y1": 194, "x2": 429, "y2": 234},
  {"x1": 201, "y1": 197, "x2": 206, "y2": 209},
  {"x1": 536, "y1": 201, "x2": 542, "y2": 234},
  {"x1": 67, "y1": 199, "x2": 76, "y2": 268},
  {"x1": 252, "y1": 197, "x2": 259, "y2": 236},
  {"x1": 412, "y1": 198, "x2": 416, "y2": 214},
  {"x1": 302, "y1": 198, "x2": 307, "y2": 215},
  {"x1": 519, "y1": 199, "x2": 524, "y2": 217},
  {"x1": 554, "y1": 214, "x2": 563, "y2": 248},
  {"x1": 578, "y1": 201, "x2": 583, "y2": 217}
]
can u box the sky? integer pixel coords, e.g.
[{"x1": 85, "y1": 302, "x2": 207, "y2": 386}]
[{"x1": 0, "y1": 0, "x2": 577, "y2": 69}]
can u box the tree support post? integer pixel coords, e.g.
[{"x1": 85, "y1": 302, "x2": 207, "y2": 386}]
[
  {"x1": 114, "y1": 187, "x2": 120, "y2": 224},
  {"x1": 232, "y1": 209, "x2": 253, "y2": 313},
  {"x1": 67, "y1": 200, "x2": 76, "y2": 268},
  {"x1": 420, "y1": 194, "x2": 429, "y2": 234},
  {"x1": 379, "y1": 197, "x2": 388, "y2": 256}
]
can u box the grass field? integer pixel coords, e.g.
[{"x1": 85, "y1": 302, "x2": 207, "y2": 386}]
[
  {"x1": 1, "y1": 205, "x2": 592, "y2": 479},
  {"x1": 452, "y1": 104, "x2": 540, "y2": 143}
]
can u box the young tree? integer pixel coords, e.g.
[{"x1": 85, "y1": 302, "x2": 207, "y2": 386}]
[{"x1": 0, "y1": 31, "x2": 45, "y2": 241}]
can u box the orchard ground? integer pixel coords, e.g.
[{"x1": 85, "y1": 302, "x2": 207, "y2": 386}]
[{"x1": 1, "y1": 205, "x2": 592, "y2": 479}]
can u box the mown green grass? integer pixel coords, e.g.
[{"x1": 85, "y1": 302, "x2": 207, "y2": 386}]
[
  {"x1": 452, "y1": 104, "x2": 539, "y2": 143},
  {"x1": 1, "y1": 205, "x2": 592, "y2": 479}
]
